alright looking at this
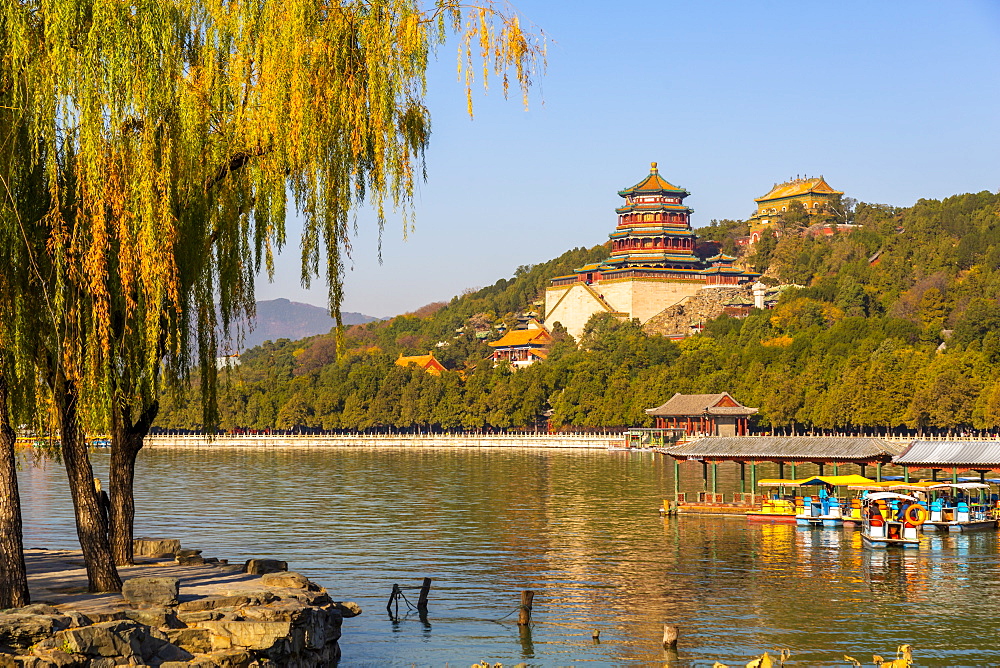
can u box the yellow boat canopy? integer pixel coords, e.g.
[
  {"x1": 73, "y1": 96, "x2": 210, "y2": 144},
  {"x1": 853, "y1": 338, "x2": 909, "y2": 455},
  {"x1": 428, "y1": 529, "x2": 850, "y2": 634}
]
[{"x1": 758, "y1": 474, "x2": 876, "y2": 488}]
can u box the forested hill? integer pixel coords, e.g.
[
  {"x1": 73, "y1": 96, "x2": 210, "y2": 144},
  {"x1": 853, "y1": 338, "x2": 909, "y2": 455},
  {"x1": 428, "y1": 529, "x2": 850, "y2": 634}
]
[{"x1": 157, "y1": 191, "x2": 1000, "y2": 433}]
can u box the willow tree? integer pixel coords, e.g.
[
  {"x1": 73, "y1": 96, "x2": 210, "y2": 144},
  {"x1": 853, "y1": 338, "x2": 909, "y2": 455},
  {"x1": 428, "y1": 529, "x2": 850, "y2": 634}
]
[{"x1": 0, "y1": 0, "x2": 541, "y2": 592}]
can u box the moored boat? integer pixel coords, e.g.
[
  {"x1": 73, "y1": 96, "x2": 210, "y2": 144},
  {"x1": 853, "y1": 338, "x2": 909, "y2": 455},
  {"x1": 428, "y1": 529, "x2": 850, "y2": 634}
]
[
  {"x1": 920, "y1": 482, "x2": 997, "y2": 532},
  {"x1": 749, "y1": 475, "x2": 875, "y2": 526},
  {"x1": 861, "y1": 491, "x2": 922, "y2": 548}
]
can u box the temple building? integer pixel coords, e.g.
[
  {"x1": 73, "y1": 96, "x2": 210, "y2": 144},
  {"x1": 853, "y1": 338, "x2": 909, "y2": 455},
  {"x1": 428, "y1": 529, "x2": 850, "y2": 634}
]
[
  {"x1": 488, "y1": 322, "x2": 552, "y2": 369},
  {"x1": 747, "y1": 176, "x2": 843, "y2": 244},
  {"x1": 395, "y1": 353, "x2": 446, "y2": 375},
  {"x1": 646, "y1": 392, "x2": 758, "y2": 437},
  {"x1": 545, "y1": 163, "x2": 759, "y2": 339}
]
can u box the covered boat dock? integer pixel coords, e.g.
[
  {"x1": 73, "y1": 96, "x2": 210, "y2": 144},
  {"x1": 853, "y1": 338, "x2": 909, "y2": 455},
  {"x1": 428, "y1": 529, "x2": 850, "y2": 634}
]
[
  {"x1": 894, "y1": 440, "x2": 1000, "y2": 483},
  {"x1": 660, "y1": 436, "x2": 905, "y2": 511}
]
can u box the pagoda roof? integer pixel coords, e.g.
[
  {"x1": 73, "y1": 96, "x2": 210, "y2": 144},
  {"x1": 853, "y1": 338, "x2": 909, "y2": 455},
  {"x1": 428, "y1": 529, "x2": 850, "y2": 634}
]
[
  {"x1": 647, "y1": 392, "x2": 758, "y2": 417},
  {"x1": 488, "y1": 328, "x2": 552, "y2": 348},
  {"x1": 755, "y1": 176, "x2": 843, "y2": 203},
  {"x1": 618, "y1": 163, "x2": 689, "y2": 197},
  {"x1": 609, "y1": 228, "x2": 696, "y2": 238},
  {"x1": 615, "y1": 203, "x2": 692, "y2": 214},
  {"x1": 396, "y1": 353, "x2": 446, "y2": 375},
  {"x1": 705, "y1": 253, "x2": 738, "y2": 263}
]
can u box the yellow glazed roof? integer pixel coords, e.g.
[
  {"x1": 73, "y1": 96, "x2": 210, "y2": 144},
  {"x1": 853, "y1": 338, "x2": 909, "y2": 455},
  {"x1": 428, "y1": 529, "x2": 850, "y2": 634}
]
[
  {"x1": 620, "y1": 162, "x2": 686, "y2": 194},
  {"x1": 488, "y1": 329, "x2": 552, "y2": 348},
  {"x1": 396, "y1": 353, "x2": 444, "y2": 374},
  {"x1": 755, "y1": 177, "x2": 843, "y2": 203}
]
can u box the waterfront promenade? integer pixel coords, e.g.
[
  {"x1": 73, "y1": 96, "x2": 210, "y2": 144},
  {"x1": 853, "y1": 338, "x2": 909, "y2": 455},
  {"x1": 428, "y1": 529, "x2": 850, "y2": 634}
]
[{"x1": 144, "y1": 432, "x2": 624, "y2": 449}]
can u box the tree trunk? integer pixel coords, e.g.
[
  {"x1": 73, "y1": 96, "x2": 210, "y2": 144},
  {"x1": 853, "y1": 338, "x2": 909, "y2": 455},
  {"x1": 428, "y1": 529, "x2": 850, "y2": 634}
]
[
  {"x1": 58, "y1": 379, "x2": 122, "y2": 592},
  {"x1": 110, "y1": 400, "x2": 158, "y2": 566},
  {"x1": 0, "y1": 376, "x2": 29, "y2": 607}
]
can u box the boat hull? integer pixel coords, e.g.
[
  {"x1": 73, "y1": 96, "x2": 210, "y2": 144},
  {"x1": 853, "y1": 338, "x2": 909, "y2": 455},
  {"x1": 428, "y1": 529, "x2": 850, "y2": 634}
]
[
  {"x1": 862, "y1": 532, "x2": 919, "y2": 549},
  {"x1": 746, "y1": 511, "x2": 798, "y2": 523},
  {"x1": 922, "y1": 519, "x2": 998, "y2": 532}
]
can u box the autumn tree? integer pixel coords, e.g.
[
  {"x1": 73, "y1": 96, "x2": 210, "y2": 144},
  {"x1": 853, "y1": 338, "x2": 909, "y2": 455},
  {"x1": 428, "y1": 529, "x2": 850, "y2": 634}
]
[{"x1": 1, "y1": 0, "x2": 541, "y2": 592}]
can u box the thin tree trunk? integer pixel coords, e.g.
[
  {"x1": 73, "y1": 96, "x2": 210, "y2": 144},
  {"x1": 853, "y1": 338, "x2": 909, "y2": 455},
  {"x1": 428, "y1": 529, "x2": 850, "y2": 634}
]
[
  {"x1": 110, "y1": 400, "x2": 158, "y2": 566},
  {"x1": 0, "y1": 375, "x2": 29, "y2": 607},
  {"x1": 58, "y1": 379, "x2": 121, "y2": 593}
]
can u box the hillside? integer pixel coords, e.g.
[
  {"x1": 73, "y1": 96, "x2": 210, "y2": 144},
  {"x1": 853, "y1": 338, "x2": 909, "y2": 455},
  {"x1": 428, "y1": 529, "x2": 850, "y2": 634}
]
[
  {"x1": 157, "y1": 191, "x2": 1000, "y2": 434},
  {"x1": 227, "y1": 299, "x2": 377, "y2": 350}
]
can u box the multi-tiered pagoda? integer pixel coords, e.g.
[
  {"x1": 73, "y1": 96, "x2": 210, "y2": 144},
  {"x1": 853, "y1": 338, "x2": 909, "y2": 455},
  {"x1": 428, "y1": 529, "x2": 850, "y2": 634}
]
[
  {"x1": 545, "y1": 163, "x2": 759, "y2": 339},
  {"x1": 606, "y1": 162, "x2": 701, "y2": 273}
]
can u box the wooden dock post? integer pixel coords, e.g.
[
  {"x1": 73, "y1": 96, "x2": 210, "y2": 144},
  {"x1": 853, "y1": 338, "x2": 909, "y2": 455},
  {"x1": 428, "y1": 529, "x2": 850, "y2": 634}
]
[
  {"x1": 517, "y1": 590, "x2": 534, "y2": 626},
  {"x1": 663, "y1": 624, "x2": 678, "y2": 649},
  {"x1": 386, "y1": 584, "x2": 400, "y2": 617},
  {"x1": 417, "y1": 577, "x2": 432, "y2": 613}
]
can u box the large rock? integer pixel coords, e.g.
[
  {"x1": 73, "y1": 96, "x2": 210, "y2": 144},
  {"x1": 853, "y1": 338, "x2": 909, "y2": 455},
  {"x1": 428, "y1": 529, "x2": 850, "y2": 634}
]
[
  {"x1": 123, "y1": 608, "x2": 181, "y2": 629},
  {"x1": 165, "y1": 627, "x2": 213, "y2": 654},
  {"x1": 196, "y1": 621, "x2": 293, "y2": 652},
  {"x1": 243, "y1": 559, "x2": 287, "y2": 575},
  {"x1": 58, "y1": 620, "x2": 191, "y2": 665},
  {"x1": 0, "y1": 614, "x2": 73, "y2": 652},
  {"x1": 133, "y1": 538, "x2": 181, "y2": 558},
  {"x1": 122, "y1": 576, "x2": 180, "y2": 609},
  {"x1": 259, "y1": 572, "x2": 310, "y2": 589},
  {"x1": 58, "y1": 620, "x2": 145, "y2": 660},
  {"x1": 333, "y1": 601, "x2": 362, "y2": 618},
  {"x1": 177, "y1": 592, "x2": 275, "y2": 613},
  {"x1": 163, "y1": 649, "x2": 254, "y2": 668}
]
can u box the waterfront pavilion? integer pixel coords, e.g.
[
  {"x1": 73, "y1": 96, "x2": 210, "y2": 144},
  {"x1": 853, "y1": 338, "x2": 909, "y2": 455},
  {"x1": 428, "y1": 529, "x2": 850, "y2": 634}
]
[
  {"x1": 894, "y1": 440, "x2": 1000, "y2": 484},
  {"x1": 661, "y1": 435, "x2": 905, "y2": 503}
]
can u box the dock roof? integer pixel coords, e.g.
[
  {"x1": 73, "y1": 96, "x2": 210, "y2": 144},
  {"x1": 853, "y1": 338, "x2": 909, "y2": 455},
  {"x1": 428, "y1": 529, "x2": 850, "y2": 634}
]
[
  {"x1": 663, "y1": 436, "x2": 905, "y2": 463},
  {"x1": 894, "y1": 440, "x2": 1000, "y2": 468}
]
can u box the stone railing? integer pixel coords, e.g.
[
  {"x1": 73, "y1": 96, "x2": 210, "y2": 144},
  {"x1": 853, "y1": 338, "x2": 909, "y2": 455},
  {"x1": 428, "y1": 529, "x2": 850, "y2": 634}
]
[{"x1": 144, "y1": 432, "x2": 626, "y2": 450}]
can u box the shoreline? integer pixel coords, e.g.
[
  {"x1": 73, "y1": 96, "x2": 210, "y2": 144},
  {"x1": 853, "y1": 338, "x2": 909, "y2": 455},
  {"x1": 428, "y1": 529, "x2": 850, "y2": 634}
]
[{"x1": 143, "y1": 433, "x2": 624, "y2": 450}]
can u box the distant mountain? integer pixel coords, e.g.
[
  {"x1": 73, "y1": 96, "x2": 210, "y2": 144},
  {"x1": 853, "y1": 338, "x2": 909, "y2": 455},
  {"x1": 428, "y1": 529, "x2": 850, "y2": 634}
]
[{"x1": 228, "y1": 299, "x2": 378, "y2": 350}]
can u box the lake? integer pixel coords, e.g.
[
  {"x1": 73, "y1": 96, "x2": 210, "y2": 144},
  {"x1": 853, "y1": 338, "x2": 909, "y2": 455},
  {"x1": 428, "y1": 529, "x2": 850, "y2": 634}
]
[{"x1": 17, "y1": 447, "x2": 1000, "y2": 667}]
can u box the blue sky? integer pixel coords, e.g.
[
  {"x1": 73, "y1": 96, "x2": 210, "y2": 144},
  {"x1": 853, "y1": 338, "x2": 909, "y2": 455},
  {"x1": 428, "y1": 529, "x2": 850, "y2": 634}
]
[{"x1": 255, "y1": 0, "x2": 1000, "y2": 319}]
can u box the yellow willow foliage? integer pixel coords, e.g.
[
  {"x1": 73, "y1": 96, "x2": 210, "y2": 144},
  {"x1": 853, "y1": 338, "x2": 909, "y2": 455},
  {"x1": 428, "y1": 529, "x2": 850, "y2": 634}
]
[{"x1": 0, "y1": 0, "x2": 542, "y2": 428}]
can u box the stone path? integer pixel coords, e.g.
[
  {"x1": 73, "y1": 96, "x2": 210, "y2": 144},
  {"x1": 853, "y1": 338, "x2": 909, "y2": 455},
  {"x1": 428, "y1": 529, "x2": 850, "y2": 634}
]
[{"x1": 26, "y1": 549, "x2": 272, "y2": 614}]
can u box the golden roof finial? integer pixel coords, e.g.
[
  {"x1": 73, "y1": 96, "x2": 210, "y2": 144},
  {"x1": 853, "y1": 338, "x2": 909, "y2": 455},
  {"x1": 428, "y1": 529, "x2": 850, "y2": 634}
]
[{"x1": 650, "y1": 161, "x2": 658, "y2": 172}]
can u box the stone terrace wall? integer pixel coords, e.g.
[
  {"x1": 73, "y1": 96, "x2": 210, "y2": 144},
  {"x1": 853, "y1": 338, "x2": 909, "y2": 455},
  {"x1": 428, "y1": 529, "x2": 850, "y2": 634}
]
[
  {"x1": 144, "y1": 434, "x2": 624, "y2": 450},
  {"x1": 643, "y1": 286, "x2": 750, "y2": 338}
]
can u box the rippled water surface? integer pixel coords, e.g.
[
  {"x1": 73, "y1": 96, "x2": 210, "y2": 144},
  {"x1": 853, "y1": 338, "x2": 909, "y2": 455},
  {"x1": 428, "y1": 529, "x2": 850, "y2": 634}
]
[{"x1": 17, "y1": 448, "x2": 1000, "y2": 666}]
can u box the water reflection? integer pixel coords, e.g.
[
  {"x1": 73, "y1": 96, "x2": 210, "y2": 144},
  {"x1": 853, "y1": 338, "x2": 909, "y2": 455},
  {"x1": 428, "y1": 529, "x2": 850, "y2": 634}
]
[{"x1": 15, "y1": 449, "x2": 1000, "y2": 666}]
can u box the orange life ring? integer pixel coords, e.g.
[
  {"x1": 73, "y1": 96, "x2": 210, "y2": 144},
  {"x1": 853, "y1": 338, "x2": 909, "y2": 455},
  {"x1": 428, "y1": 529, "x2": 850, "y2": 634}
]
[{"x1": 904, "y1": 505, "x2": 927, "y2": 525}]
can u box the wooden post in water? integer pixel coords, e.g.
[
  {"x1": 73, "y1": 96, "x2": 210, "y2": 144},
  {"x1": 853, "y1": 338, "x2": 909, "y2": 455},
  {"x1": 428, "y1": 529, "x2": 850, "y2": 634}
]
[
  {"x1": 673, "y1": 459, "x2": 680, "y2": 503},
  {"x1": 417, "y1": 577, "x2": 432, "y2": 613},
  {"x1": 662, "y1": 624, "x2": 678, "y2": 649},
  {"x1": 517, "y1": 590, "x2": 534, "y2": 626},
  {"x1": 386, "y1": 584, "x2": 400, "y2": 617}
]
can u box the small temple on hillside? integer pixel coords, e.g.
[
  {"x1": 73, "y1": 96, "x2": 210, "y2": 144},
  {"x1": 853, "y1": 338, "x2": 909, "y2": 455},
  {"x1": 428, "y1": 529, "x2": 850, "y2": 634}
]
[
  {"x1": 488, "y1": 321, "x2": 552, "y2": 369},
  {"x1": 747, "y1": 176, "x2": 843, "y2": 244},
  {"x1": 545, "y1": 163, "x2": 760, "y2": 339},
  {"x1": 646, "y1": 392, "x2": 758, "y2": 437},
  {"x1": 395, "y1": 353, "x2": 446, "y2": 375}
]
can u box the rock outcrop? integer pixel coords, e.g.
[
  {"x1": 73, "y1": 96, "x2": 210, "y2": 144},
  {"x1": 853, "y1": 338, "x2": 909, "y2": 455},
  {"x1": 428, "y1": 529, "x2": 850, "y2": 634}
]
[
  {"x1": 3, "y1": 547, "x2": 355, "y2": 668},
  {"x1": 643, "y1": 286, "x2": 751, "y2": 337}
]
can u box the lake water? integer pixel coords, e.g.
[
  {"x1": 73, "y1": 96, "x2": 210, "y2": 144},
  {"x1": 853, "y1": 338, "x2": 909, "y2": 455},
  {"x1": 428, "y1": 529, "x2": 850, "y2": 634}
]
[{"x1": 17, "y1": 447, "x2": 1000, "y2": 667}]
